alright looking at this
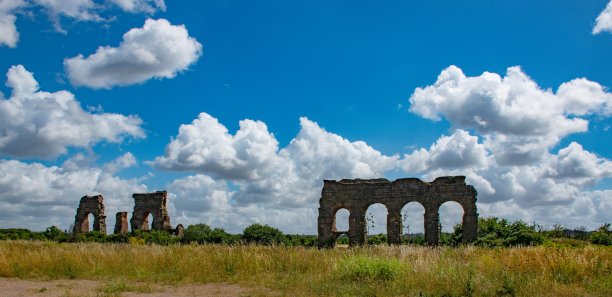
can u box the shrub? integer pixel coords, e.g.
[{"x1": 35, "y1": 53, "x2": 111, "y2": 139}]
[
  {"x1": 182, "y1": 224, "x2": 213, "y2": 244},
  {"x1": 367, "y1": 233, "x2": 387, "y2": 245},
  {"x1": 44, "y1": 226, "x2": 68, "y2": 242},
  {"x1": 182, "y1": 224, "x2": 236, "y2": 244},
  {"x1": 590, "y1": 223, "x2": 611, "y2": 246},
  {"x1": 242, "y1": 223, "x2": 287, "y2": 245},
  {"x1": 455, "y1": 217, "x2": 544, "y2": 247}
]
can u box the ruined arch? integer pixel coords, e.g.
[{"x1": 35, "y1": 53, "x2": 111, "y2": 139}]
[
  {"x1": 401, "y1": 201, "x2": 425, "y2": 241},
  {"x1": 317, "y1": 176, "x2": 478, "y2": 247},
  {"x1": 365, "y1": 203, "x2": 388, "y2": 240},
  {"x1": 73, "y1": 195, "x2": 106, "y2": 235},
  {"x1": 333, "y1": 208, "x2": 350, "y2": 233},
  {"x1": 130, "y1": 191, "x2": 172, "y2": 232}
]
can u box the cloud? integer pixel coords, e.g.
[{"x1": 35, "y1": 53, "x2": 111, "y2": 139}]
[
  {"x1": 0, "y1": 0, "x2": 26, "y2": 48},
  {"x1": 0, "y1": 159, "x2": 147, "y2": 231},
  {"x1": 152, "y1": 113, "x2": 283, "y2": 180},
  {"x1": 154, "y1": 113, "x2": 399, "y2": 233},
  {"x1": 34, "y1": 0, "x2": 100, "y2": 21},
  {"x1": 409, "y1": 65, "x2": 612, "y2": 165},
  {"x1": 0, "y1": 65, "x2": 145, "y2": 159},
  {"x1": 404, "y1": 65, "x2": 612, "y2": 230},
  {"x1": 109, "y1": 0, "x2": 166, "y2": 14},
  {"x1": 103, "y1": 152, "x2": 137, "y2": 173},
  {"x1": 593, "y1": 1, "x2": 612, "y2": 34},
  {"x1": 401, "y1": 129, "x2": 489, "y2": 172},
  {"x1": 64, "y1": 18, "x2": 202, "y2": 89}
]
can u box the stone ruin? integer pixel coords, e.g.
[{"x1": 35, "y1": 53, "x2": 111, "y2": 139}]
[
  {"x1": 130, "y1": 191, "x2": 172, "y2": 232},
  {"x1": 73, "y1": 191, "x2": 183, "y2": 235},
  {"x1": 114, "y1": 212, "x2": 128, "y2": 234},
  {"x1": 73, "y1": 195, "x2": 107, "y2": 235},
  {"x1": 317, "y1": 176, "x2": 478, "y2": 247}
]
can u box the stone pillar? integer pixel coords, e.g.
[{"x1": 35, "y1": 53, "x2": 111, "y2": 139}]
[
  {"x1": 462, "y1": 201, "x2": 478, "y2": 242},
  {"x1": 424, "y1": 207, "x2": 439, "y2": 246},
  {"x1": 386, "y1": 207, "x2": 402, "y2": 245},
  {"x1": 349, "y1": 210, "x2": 367, "y2": 246},
  {"x1": 317, "y1": 206, "x2": 336, "y2": 247},
  {"x1": 114, "y1": 212, "x2": 128, "y2": 234}
]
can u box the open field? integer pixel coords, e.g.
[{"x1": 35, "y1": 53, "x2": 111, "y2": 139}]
[{"x1": 0, "y1": 241, "x2": 610, "y2": 297}]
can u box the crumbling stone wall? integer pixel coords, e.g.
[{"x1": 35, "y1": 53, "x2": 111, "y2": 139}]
[
  {"x1": 130, "y1": 191, "x2": 172, "y2": 231},
  {"x1": 114, "y1": 212, "x2": 128, "y2": 234},
  {"x1": 317, "y1": 176, "x2": 478, "y2": 247},
  {"x1": 73, "y1": 195, "x2": 106, "y2": 235}
]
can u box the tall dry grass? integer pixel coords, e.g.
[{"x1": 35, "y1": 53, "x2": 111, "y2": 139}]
[{"x1": 0, "y1": 240, "x2": 610, "y2": 296}]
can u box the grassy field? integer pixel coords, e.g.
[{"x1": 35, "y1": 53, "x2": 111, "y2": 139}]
[{"x1": 0, "y1": 241, "x2": 610, "y2": 296}]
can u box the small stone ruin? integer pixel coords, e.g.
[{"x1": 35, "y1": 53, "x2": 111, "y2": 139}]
[
  {"x1": 73, "y1": 191, "x2": 183, "y2": 235},
  {"x1": 114, "y1": 212, "x2": 128, "y2": 234},
  {"x1": 73, "y1": 195, "x2": 106, "y2": 235},
  {"x1": 317, "y1": 176, "x2": 478, "y2": 247}
]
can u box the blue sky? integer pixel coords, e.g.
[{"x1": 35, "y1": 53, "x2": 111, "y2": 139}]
[{"x1": 1, "y1": 0, "x2": 611, "y2": 234}]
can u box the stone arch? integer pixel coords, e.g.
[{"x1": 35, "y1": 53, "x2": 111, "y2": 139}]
[
  {"x1": 365, "y1": 202, "x2": 388, "y2": 242},
  {"x1": 73, "y1": 195, "x2": 106, "y2": 235},
  {"x1": 130, "y1": 191, "x2": 172, "y2": 232},
  {"x1": 438, "y1": 200, "x2": 464, "y2": 233},
  {"x1": 317, "y1": 176, "x2": 478, "y2": 247},
  {"x1": 333, "y1": 208, "x2": 350, "y2": 233},
  {"x1": 401, "y1": 201, "x2": 425, "y2": 243}
]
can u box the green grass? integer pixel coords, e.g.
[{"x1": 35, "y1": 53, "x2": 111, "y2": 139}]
[{"x1": 0, "y1": 240, "x2": 610, "y2": 296}]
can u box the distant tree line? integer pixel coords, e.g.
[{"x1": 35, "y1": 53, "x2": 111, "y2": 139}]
[{"x1": 1, "y1": 219, "x2": 610, "y2": 247}]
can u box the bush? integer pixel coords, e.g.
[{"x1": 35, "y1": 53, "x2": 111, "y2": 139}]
[
  {"x1": 182, "y1": 224, "x2": 213, "y2": 244},
  {"x1": 335, "y1": 256, "x2": 402, "y2": 282},
  {"x1": 367, "y1": 233, "x2": 387, "y2": 245},
  {"x1": 242, "y1": 223, "x2": 287, "y2": 245},
  {"x1": 590, "y1": 223, "x2": 611, "y2": 246},
  {"x1": 454, "y1": 217, "x2": 544, "y2": 247},
  {"x1": 44, "y1": 226, "x2": 69, "y2": 242},
  {"x1": 182, "y1": 224, "x2": 237, "y2": 244}
]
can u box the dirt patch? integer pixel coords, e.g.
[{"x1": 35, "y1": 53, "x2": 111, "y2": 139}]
[{"x1": 0, "y1": 277, "x2": 255, "y2": 297}]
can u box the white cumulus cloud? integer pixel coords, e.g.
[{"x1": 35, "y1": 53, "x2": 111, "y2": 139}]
[
  {"x1": 64, "y1": 18, "x2": 202, "y2": 89},
  {"x1": 0, "y1": 65, "x2": 144, "y2": 159},
  {"x1": 409, "y1": 65, "x2": 612, "y2": 165},
  {"x1": 154, "y1": 113, "x2": 399, "y2": 233},
  {"x1": 0, "y1": 0, "x2": 26, "y2": 48},
  {"x1": 405, "y1": 65, "x2": 612, "y2": 230},
  {"x1": 593, "y1": 1, "x2": 612, "y2": 34},
  {"x1": 103, "y1": 152, "x2": 137, "y2": 173},
  {"x1": 0, "y1": 159, "x2": 147, "y2": 231}
]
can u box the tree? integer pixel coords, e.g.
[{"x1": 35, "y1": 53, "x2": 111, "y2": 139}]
[{"x1": 242, "y1": 223, "x2": 287, "y2": 245}]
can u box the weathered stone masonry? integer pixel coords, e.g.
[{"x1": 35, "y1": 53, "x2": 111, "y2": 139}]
[
  {"x1": 73, "y1": 195, "x2": 107, "y2": 235},
  {"x1": 317, "y1": 176, "x2": 478, "y2": 247},
  {"x1": 130, "y1": 191, "x2": 172, "y2": 232}
]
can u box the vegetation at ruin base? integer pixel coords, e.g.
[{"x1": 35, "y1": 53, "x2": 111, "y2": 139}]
[{"x1": 0, "y1": 241, "x2": 610, "y2": 297}]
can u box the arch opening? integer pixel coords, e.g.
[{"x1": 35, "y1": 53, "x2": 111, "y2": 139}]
[
  {"x1": 333, "y1": 208, "x2": 350, "y2": 232},
  {"x1": 87, "y1": 213, "x2": 95, "y2": 232},
  {"x1": 140, "y1": 212, "x2": 153, "y2": 231},
  {"x1": 401, "y1": 202, "x2": 425, "y2": 245},
  {"x1": 365, "y1": 203, "x2": 387, "y2": 244},
  {"x1": 438, "y1": 201, "x2": 464, "y2": 245},
  {"x1": 335, "y1": 233, "x2": 349, "y2": 247}
]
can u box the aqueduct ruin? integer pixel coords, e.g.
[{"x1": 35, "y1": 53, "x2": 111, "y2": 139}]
[
  {"x1": 317, "y1": 176, "x2": 478, "y2": 247},
  {"x1": 73, "y1": 191, "x2": 182, "y2": 235},
  {"x1": 73, "y1": 195, "x2": 107, "y2": 235}
]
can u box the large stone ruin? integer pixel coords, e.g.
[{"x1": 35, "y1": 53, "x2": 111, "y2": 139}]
[
  {"x1": 317, "y1": 176, "x2": 478, "y2": 247},
  {"x1": 73, "y1": 191, "x2": 182, "y2": 235},
  {"x1": 130, "y1": 191, "x2": 172, "y2": 232},
  {"x1": 73, "y1": 195, "x2": 107, "y2": 235}
]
